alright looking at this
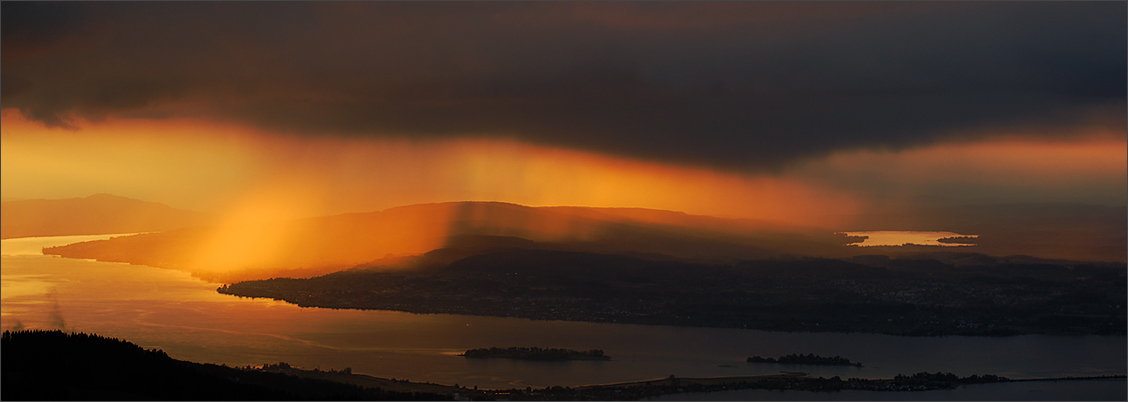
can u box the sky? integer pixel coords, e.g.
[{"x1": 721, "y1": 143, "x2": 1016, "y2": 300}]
[{"x1": 2, "y1": 2, "x2": 1125, "y2": 225}]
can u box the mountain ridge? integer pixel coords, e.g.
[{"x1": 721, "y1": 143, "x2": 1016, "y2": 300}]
[
  {"x1": 43, "y1": 199, "x2": 856, "y2": 281},
  {"x1": 31, "y1": 196, "x2": 1128, "y2": 282},
  {"x1": 1, "y1": 194, "x2": 209, "y2": 239}
]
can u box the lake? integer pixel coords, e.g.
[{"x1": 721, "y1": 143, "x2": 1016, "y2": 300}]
[{"x1": 2, "y1": 235, "x2": 1123, "y2": 398}]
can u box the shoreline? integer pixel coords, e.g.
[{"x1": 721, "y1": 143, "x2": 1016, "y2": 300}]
[
  {"x1": 460, "y1": 372, "x2": 1128, "y2": 400},
  {"x1": 249, "y1": 360, "x2": 1128, "y2": 400},
  {"x1": 218, "y1": 290, "x2": 1128, "y2": 338},
  {"x1": 575, "y1": 372, "x2": 809, "y2": 388}
]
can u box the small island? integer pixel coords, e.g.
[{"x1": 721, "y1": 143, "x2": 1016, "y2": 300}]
[
  {"x1": 747, "y1": 353, "x2": 862, "y2": 367},
  {"x1": 461, "y1": 347, "x2": 610, "y2": 361}
]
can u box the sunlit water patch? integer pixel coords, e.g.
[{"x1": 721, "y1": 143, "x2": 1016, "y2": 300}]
[
  {"x1": 0, "y1": 233, "x2": 143, "y2": 256},
  {"x1": 839, "y1": 231, "x2": 978, "y2": 247}
]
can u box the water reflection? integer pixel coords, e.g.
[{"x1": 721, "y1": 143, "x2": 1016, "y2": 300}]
[
  {"x1": 0, "y1": 233, "x2": 142, "y2": 256},
  {"x1": 839, "y1": 231, "x2": 978, "y2": 247}
]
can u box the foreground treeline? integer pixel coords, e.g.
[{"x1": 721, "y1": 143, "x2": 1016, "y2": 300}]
[{"x1": 0, "y1": 330, "x2": 444, "y2": 401}]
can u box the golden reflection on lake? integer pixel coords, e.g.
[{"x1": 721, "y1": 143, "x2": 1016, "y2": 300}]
[{"x1": 839, "y1": 231, "x2": 978, "y2": 247}]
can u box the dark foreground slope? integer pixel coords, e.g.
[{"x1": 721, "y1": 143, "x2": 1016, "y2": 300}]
[
  {"x1": 221, "y1": 245, "x2": 1127, "y2": 336},
  {"x1": 0, "y1": 330, "x2": 444, "y2": 401}
]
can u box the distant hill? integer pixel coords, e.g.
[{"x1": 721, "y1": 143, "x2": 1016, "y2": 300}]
[
  {"x1": 1, "y1": 194, "x2": 208, "y2": 239},
  {"x1": 43, "y1": 201, "x2": 854, "y2": 282},
  {"x1": 40, "y1": 200, "x2": 1128, "y2": 282}
]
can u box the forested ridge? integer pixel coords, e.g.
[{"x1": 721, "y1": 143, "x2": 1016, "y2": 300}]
[{"x1": 1, "y1": 330, "x2": 444, "y2": 400}]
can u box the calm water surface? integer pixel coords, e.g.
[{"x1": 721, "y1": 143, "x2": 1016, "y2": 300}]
[
  {"x1": 840, "y1": 231, "x2": 978, "y2": 247},
  {"x1": 2, "y1": 235, "x2": 1124, "y2": 396}
]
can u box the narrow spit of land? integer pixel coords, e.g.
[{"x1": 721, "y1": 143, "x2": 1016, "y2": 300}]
[
  {"x1": 460, "y1": 347, "x2": 611, "y2": 361},
  {"x1": 746, "y1": 353, "x2": 862, "y2": 366},
  {"x1": 463, "y1": 372, "x2": 1127, "y2": 400},
  {"x1": 158, "y1": 361, "x2": 1128, "y2": 401}
]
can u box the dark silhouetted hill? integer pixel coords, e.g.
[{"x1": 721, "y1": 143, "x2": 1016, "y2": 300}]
[
  {"x1": 221, "y1": 247, "x2": 1126, "y2": 336},
  {"x1": 0, "y1": 329, "x2": 444, "y2": 400},
  {"x1": 43, "y1": 201, "x2": 854, "y2": 281}
]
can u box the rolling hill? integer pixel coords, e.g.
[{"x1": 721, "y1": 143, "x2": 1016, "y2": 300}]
[
  {"x1": 39, "y1": 199, "x2": 1126, "y2": 283},
  {"x1": 42, "y1": 201, "x2": 854, "y2": 281},
  {"x1": 1, "y1": 194, "x2": 208, "y2": 239}
]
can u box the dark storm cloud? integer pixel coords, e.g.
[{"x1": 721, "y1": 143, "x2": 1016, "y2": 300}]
[{"x1": 2, "y1": 2, "x2": 1124, "y2": 170}]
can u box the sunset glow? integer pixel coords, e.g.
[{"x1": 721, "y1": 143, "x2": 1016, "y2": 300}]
[
  {"x1": 5, "y1": 98, "x2": 1125, "y2": 278},
  {"x1": 2, "y1": 3, "x2": 1125, "y2": 398},
  {"x1": 2, "y1": 111, "x2": 864, "y2": 225}
]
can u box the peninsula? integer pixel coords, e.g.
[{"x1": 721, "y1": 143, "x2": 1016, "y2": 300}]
[{"x1": 217, "y1": 247, "x2": 1127, "y2": 337}]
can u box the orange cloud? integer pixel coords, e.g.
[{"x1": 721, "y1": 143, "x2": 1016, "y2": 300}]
[
  {"x1": 9, "y1": 110, "x2": 1124, "y2": 277},
  {"x1": 1, "y1": 110, "x2": 267, "y2": 210}
]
